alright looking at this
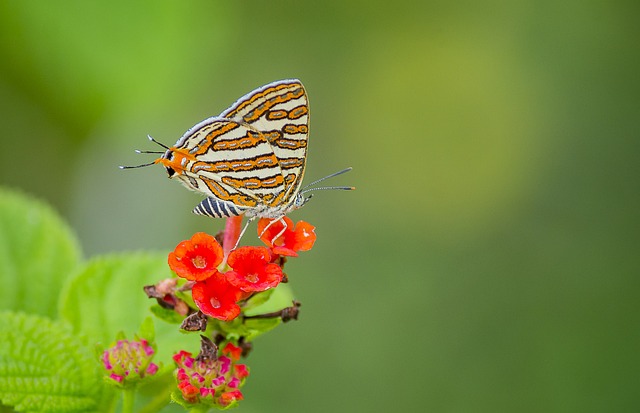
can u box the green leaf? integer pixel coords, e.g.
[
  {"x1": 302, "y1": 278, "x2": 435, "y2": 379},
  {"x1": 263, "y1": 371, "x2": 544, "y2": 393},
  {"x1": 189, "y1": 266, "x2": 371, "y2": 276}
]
[
  {"x1": 149, "y1": 304, "x2": 184, "y2": 324},
  {"x1": 59, "y1": 253, "x2": 198, "y2": 367},
  {"x1": 242, "y1": 289, "x2": 274, "y2": 313},
  {"x1": 0, "y1": 311, "x2": 108, "y2": 412},
  {"x1": 243, "y1": 283, "x2": 295, "y2": 317},
  {"x1": 242, "y1": 318, "x2": 282, "y2": 342},
  {"x1": 0, "y1": 188, "x2": 81, "y2": 317}
]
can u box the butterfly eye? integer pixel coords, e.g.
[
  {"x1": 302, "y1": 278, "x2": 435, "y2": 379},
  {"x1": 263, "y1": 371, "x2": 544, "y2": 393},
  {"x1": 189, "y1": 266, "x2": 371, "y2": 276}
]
[{"x1": 166, "y1": 166, "x2": 176, "y2": 177}]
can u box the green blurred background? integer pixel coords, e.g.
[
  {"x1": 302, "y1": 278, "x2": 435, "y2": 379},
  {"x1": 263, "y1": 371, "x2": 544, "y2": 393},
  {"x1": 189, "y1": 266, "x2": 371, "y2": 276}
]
[{"x1": 1, "y1": 1, "x2": 639, "y2": 411}]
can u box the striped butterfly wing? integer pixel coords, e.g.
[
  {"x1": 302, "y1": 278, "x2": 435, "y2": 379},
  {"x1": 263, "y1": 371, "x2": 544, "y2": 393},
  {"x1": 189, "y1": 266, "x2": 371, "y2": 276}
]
[
  {"x1": 220, "y1": 79, "x2": 310, "y2": 208},
  {"x1": 160, "y1": 80, "x2": 309, "y2": 219},
  {"x1": 164, "y1": 118, "x2": 280, "y2": 217}
]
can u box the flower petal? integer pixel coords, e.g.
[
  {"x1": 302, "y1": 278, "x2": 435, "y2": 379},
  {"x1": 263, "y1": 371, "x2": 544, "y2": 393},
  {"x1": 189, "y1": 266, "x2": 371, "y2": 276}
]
[
  {"x1": 192, "y1": 275, "x2": 242, "y2": 321},
  {"x1": 292, "y1": 221, "x2": 316, "y2": 251},
  {"x1": 168, "y1": 232, "x2": 224, "y2": 281},
  {"x1": 257, "y1": 218, "x2": 316, "y2": 254},
  {"x1": 226, "y1": 247, "x2": 283, "y2": 292}
]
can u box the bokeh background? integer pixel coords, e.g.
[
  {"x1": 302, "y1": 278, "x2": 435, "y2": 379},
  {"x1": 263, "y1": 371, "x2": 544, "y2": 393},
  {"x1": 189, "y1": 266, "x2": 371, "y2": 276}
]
[{"x1": 1, "y1": 1, "x2": 639, "y2": 412}]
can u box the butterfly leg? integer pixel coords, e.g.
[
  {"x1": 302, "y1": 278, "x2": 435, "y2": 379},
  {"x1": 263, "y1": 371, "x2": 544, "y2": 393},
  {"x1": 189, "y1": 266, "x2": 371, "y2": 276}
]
[
  {"x1": 257, "y1": 216, "x2": 289, "y2": 247},
  {"x1": 233, "y1": 216, "x2": 256, "y2": 250}
]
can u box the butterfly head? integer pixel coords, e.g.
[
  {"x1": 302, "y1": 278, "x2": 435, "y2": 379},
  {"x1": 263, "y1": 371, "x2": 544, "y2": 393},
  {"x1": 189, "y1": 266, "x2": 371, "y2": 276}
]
[
  {"x1": 155, "y1": 150, "x2": 180, "y2": 178},
  {"x1": 139, "y1": 134, "x2": 195, "y2": 179},
  {"x1": 293, "y1": 192, "x2": 311, "y2": 209},
  {"x1": 120, "y1": 135, "x2": 184, "y2": 177}
]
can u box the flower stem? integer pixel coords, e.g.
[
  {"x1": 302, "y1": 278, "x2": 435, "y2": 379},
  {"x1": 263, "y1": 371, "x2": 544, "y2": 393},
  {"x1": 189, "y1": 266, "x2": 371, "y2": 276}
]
[
  {"x1": 138, "y1": 389, "x2": 171, "y2": 413},
  {"x1": 122, "y1": 388, "x2": 135, "y2": 413},
  {"x1": 244, "y1": 300, "x2": 301, "y2": 322},
  {"x1": 223, "y1": 216, "x2": 243, "y2": 261}
]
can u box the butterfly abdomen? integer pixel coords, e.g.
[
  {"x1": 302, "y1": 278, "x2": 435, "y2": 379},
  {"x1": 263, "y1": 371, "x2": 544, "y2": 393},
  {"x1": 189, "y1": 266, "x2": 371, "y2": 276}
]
[{"x1": 193, "y1": 197, "x2": 247, "y2": 218}]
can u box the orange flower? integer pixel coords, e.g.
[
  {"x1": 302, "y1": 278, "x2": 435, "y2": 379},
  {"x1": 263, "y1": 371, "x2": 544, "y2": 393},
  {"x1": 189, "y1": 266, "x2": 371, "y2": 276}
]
[
  {"x1": 222, "y1": 342, "x2": 243, "y2": 361},
  {"x1": 192, "y1": 274, "x2": 243, "y2": 321},
  {"x1": 226, "y1": 246, "x2": 283, "y2": 292},
  {"x1": 257, "y1": 217, "x2": 316, "y2": 257},
  {"x1": 168, "y1": 232, "x2": 223, "y2": 281}
]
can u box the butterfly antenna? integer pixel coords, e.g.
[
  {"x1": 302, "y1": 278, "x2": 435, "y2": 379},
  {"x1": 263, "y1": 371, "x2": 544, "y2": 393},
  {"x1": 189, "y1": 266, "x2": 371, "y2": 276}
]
[
  {"x1": 120, "y1": 135, "x2": 170, "y2": 169},
  {"x1": 119, "y1": 161, "x2": 157, "y2": 169},
  {"x1": 301, "y1": 167, "x2": 353, "y2": 191},
  {"x1": 135, "y1": 149, "x2": 165, "y2": 154},
  {"x1": 147, "y1": 134, "x2": 171, "y2": 150},
  {"x1": 300, "y1": 185, "x2": 355, "y2": 195}
]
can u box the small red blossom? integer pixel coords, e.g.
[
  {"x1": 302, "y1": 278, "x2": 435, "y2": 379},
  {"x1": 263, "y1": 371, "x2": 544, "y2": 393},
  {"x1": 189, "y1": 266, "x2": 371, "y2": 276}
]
[
  {"x1": 192, "y1": 274, "x2": 243, "y2": 321},
  {"x1": 178, "y1": 381, "x2": 200, "y2": 403},
  {"x1": 233, "y1": 364, "x2": 249, "y2": 379},
  {"x1": 173, "y1": 342, "x2": 249, "y2": 408},
  {"x1": 226, "y1": 246, "x2": 283, "y2": 292},
  {"x1": 257, "y1": 217, "x2": 316, "y2": 257},
  {"x1": 220, "y1": 390, "x2": 244, "y2": 407},
  {"x1": 168, "y1": 232, "x2": 223, "y2": 281},
  {"x1": 221, "y1": 342, "x2": 242, "y2": 361}
]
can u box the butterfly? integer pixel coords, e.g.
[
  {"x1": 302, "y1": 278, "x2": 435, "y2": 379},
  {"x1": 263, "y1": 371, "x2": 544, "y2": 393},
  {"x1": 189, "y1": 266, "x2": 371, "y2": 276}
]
[{"x1": 122, "y1": 79, "x2": 353, "y2": 241}]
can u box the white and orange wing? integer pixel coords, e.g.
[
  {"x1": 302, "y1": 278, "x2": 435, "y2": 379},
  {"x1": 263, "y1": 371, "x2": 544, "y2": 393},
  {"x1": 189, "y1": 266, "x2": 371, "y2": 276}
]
[{"x1": 158, "y1": 80, "x2": 310, "y2": 218}]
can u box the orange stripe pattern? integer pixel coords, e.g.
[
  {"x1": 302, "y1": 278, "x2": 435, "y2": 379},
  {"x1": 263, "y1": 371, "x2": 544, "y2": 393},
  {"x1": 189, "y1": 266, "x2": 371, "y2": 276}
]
[{"x1": 155, "y1": 80, "x2": 310, "y2": 219}]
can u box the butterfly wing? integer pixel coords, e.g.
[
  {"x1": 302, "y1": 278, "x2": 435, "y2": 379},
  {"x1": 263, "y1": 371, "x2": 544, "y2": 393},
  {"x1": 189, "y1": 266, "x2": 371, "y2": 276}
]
[
  {"x1": 220, "y1": 79, "x2": 310, "y2": 206},
  {"x1": 165, "y1": 117, "x2": 289, "y2": 212},
  {"x1": 158, "y1": 80, "x2": 309, "y2": 218}
]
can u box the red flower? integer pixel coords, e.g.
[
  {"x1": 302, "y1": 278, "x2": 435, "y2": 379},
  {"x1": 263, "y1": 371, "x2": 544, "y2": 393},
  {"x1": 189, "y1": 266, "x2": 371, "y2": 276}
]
[
  {"x1": 168, "y1": 232, "x2": 223, "y2": 281},
  {"x1": 221, "y1": 342, "x2": 242, "y2": 361},
  {"x1": 192, "y1": 274, "x2": 243, "y2": 321},
  {"x1": 257, "y1": 217, "x2": 316, "y2": 257},
  {"x1": 233, "y1": 364, "x2": 249, "y2": 379},
  {"x1": 178, "y1": 381, "x2": 199, "y2": 403},
  {"x1": 219, "y1": 390, "x2": 243, "y2": 407},
  {"x1": 226, "y1": 246, "x2": 283, "y2": 292}
]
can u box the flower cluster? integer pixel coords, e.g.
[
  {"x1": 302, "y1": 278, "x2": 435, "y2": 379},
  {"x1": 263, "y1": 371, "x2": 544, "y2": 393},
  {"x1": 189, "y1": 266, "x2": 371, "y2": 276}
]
[
  {"x1": 174, "y1": 341, "x2": 249, "y2": 408},
  {"x1": 102, "y1": 338, "x2": 159, "y2": 386},
  {"x1": 167, "y1": 217, "x2": 316, "y2": 322},
  {"x1": 143, "y1": 216, "x2": 318, "y2": 410}
]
